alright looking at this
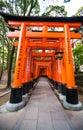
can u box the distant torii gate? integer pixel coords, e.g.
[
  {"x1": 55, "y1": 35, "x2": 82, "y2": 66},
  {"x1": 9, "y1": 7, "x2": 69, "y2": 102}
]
[{"x1": 0, "y1": 12, "x2": 82, "y2": 111}]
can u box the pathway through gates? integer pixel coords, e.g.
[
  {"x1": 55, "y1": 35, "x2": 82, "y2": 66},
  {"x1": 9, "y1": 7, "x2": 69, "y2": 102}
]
[{"x1": 0, "y1": 12, "x2": 83, "y2": 111}]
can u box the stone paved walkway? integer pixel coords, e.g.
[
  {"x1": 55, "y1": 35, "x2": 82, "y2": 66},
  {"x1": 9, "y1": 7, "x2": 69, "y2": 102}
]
[
  {"x1": 14, "y1": 77, "x2": 75, "y2": 130},
  {"x1": 0, "y1": 77, "x2": 83, "y2": 130}
]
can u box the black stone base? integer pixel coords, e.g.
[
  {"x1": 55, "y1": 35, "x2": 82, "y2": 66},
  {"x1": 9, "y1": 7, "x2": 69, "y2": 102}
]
[
  {"x1": 53, "y1": 81, "x2": 57, "y2": 89},
  {"x1": 33, "y1": 78, "x2": 40, "y2": 87},
  {"x1": 26, "y1": 82, "x2": 30, "y2": 93},
  {"x1": 57, "y1": 82, "x2": 63, "y2": 93},
  {"x1": 66, "y1": 88, "x2": 78, "y2": 104},
  {"x1": 22, "y1": 83, "x2": 27, "y2": 95},
  {"x1": 54, "y1": 82, "x2": 66, "y2": 95},
  {"x1": 10, "y1": 88, "x2": 22, "y2": 103},
  {"x1": 26, "y1": 81, "x2": 33, "y2": 92},
  {"x1": 61, "y1": 84, "x2": 66, "y2": 96},
  {"x1": 33, "y1": 79, "x2": 36, "y2": 84},
  {"x1": 54, "y1": 82, "x2": 58, "y2": 89},
  {"x1": 50, "y1": 79, "x2": 54, "y2": 84},
  {"x1": 48, "y1": 78, "x2": 55, "y2": 87},
  {"x1": 47, "y1": 78, "x2": 58, "y2": 90},
  {"x1": 29, "y1": 81, "x2": 33, "y2": 89},
  {"x1": 52, "y1": 81, "x2": 58, "y2": 89}
]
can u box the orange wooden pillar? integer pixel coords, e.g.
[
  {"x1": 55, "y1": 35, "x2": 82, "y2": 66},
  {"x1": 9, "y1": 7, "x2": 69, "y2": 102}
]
[
  {"x1": 50, "y1": 55, "x2": 55, "y2": 80},
  {"x1": 6, "y1": 23, "x2": 26, "y2": 111},
  {"x1": 21, "y1": 39, "x2": 30, "y2": 96},
  {"x1": 58, "y1": 40, "x2": 67, "y2": 96},
  {"x1": 33, "y1": 58, "x2": 36, "y2": 79},
  {"x1": 31, "y1": 52, "x2": 34, "y2": 81},
  {"x1": 10, "y1": 23, "x2": 26, "y2": 103},
  {"x1": 49, "y1": 53, "x2": 55, "y2": 87},
  {"x1": 54, "y1": 54, "x2": 63, "y2": 91},
  {"x1": 33, "y1": 60, "x2": 36, "y2": 79},
  {"x1": 28, "y1": 50, "x2": 34, "y2": 90},
  {"x1": 61, "y1": 55, "x2": 66, "y2": 96},
  {"x1": 25, "y1": 47, "x2": 33, "y2": 92},
  {"x1": 30, "y1": 53, "x2": 35, "y2": 88},
  {"x1": 52, "y1": 54, "x2": 57, "y2": 87},
  {"x1": 35, "y1": 63, "x2": 38, "y2": 79},
  {"x1": 64, "y1": 24, "x2": 79, "y2": 106}
]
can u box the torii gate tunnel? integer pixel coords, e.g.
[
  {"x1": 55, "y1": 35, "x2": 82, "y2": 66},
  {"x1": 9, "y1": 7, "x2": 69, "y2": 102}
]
[{"x1": 0, "y1": 12, "x2": 83, "y2": 111}]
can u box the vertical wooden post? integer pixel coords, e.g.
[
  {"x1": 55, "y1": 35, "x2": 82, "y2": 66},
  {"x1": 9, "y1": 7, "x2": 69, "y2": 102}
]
[
  {"x1": 55, "y1": 59, "x2": 62, "y2": 92},
  {"x1": 53, "y1": 54, "x2": 57, "y2": 88},
  {"x1": 64, "y1": 24, "x2": 78, "y2": 104},
  {"x1": 52, "y1": 56, "x2": 55, "y2": 80},
  {"x1": 22, "y1": 39, "x2": 28, "y2": 96},
  {"x1": 24, "y1": 46, "x2": 32, "y2": 92},
  {"x1": 61, "y1": 57, "x2": 66, "y2": 96},
  {"x1": 10, "y1": 23, "x2": 26, "y2": 104},
  {"x1": 29, "y1": 50, "x2": 33, "y2": 90},
  {"x1": 6, "y1": 23, "x2": 26, "y2": 111},
  {"x1": 48, "y1": 63, "x2": 52, "y2": 79},
  {"x1": 33, "y1": 61, "x2": 36, "y2": 79},
  {"x1": 31, "y1": 52, "x2": 34, "y2": 81},
  {"x1": 50, "y1": 55, "x2": 56, "y2": 87}
]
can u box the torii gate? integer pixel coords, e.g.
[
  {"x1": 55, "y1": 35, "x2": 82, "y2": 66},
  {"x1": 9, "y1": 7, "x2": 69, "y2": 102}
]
[
  {"x1": 0, "y1": 12, "x2": 82, "y2": 111},
  {"x1": 32, "y1": 50, "x2": 55, "y2": 78}
]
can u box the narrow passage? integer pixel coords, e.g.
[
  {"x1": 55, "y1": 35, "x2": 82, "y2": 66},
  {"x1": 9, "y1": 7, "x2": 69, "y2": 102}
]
[{"x1": 14, "y1": 77, "x2": 75, "y2": 130}]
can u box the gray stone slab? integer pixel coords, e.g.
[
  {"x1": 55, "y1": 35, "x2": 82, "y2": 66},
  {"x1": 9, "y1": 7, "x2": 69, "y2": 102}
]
[
  {"x1": 37, "y1": 121, "x2": 53, "y2": 130},
  {"x1": 37, "y1": 118, "x2": 53, "y2": 130},
  {"x1": 24, "y1": 107, "x2": 38, "y2": 120},
  {"x1": 50, "y1": 111, "x2": 66, "y2": 120},
  {"x1": 52, "y1": 120, "x2": 71, "y2": 130},
  {"x1": 70, "y1": 116, "x2": 83, "y2": 130},
  {"x1": 38, "y1": 105, "x2": 50, "y2": 112},
  {"x1": 0, "y1": 110, "x2": 23, "y2": 130},
  {"x1": 38, "y1": 111, "x2": 51, "y2": 120},
  {"x1": 20, "y1": 119, "x2": 37, "y2": 130}
]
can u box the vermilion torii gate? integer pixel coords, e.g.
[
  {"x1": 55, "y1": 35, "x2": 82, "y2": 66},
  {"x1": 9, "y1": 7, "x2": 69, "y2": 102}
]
[{"x1": 0, "y1": 12, "x2": 83, "y2": 111}]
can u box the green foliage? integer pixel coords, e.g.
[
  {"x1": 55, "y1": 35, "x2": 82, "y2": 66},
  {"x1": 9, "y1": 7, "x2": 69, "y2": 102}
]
[
  {"x1": 74, "y1": 7, "x2": 83, "y2": 16},
  {"x1": 42, "y1": 5, "x2": 67, "y2": 16},
  {"x1": 73, "y1": 42, "x2": 83, "y2": 73},
  {"x1": 0, "y1": 0, "x2": 14, "y2": 14},
  {"x1": 0, "y1": 0, "x2": 40, "y2": 86},
  {"x1": 73, "y1": 6, "x2": 83, "y2": 73},
  {"x1": 0, "y1": 0, "x2": 40, "y2": 16}
]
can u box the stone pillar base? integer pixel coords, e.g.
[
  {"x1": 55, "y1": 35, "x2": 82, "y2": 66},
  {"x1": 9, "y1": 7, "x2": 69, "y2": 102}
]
[
  {"x1": 10, "y1": 88, "x2": 22, "y2": 103},
  {"x1": 59, "y1": 94, "x2": 66, "y2": 101},
  {"x1": 22, "y1": 83, "x2": 27, "y2": 95},
  {"x1": 6, "y1": 100, "x2": 25, "y2": 112},
  {"x1": 63, "y1": 99, "x2": 82, "y2": 111},
  {"x1": 61, "y1": 83, "x2": 66, "y2": 96},
  {"x1": 22, "y1": 94, "x2": 28, "y2": 99},
  {"x1": 66, "y1": 88, "x2": 78, "y2": 104},
  {"x1": 63, "y1": 87, "x2": 82, "y2": 110},
  {"x1": 6, "y1": 87, "x2": 26, "y2": 112}
]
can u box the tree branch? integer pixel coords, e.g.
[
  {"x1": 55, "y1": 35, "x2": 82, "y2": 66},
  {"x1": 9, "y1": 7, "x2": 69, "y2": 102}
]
[{"x1": 27, "y1": 0, "x2": 37, "y2": 16}]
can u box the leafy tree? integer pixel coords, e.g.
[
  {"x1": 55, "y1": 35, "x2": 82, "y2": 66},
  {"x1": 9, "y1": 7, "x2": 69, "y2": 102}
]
[
  {"x1": 0, "y1": 0, "x2": 40, "y2": 16},
  {"x1": 0, "y1": 17, "x2": 8, "y2": 80},
  {"x1": 72, "y1": 7, "x2": 83, "y2": 73},
  {"x1": 42, "y1": 5, "x2": 67, "y2": 16},
  {"x1": 0, "y1": 0, "x2": 40, "y2": 87},
  {"x1": 73, "y1": 42, "x2": 83, "y2": 73},
  {"x1": 0, "y1": 16, "x2": 16, "y2": 85},
  {"x1": 74, "y1": 7, "x2": 83, "y2": 16}
]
